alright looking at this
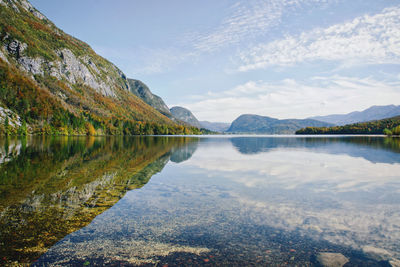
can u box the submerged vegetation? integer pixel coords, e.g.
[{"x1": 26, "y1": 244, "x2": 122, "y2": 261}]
[{"x1": 0, "y1": 136, "x2": 199, "y2": 265}]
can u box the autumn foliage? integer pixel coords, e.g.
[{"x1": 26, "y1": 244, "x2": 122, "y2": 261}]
[{"x1": 296, "y1": 116, "x2": 400, "y2": 135}]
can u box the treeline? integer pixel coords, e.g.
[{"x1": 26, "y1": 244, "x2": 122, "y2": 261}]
[
  {"x1": 0, "y1": 113, "x2": 207, "y2": 136},
  {"x1": 383, "y1": 125, "x2": 400, "y2": 136},
  {"x1": 296, "y1": 116, "x2": 400, "y2": 135}
]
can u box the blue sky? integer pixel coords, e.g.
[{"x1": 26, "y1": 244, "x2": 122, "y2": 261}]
[{"x1": 31, "y1": 0, "x2": 400, "y2": 122}]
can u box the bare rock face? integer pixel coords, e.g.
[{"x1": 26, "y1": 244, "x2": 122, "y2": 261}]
[
  {"x1": 0, "y1": 106, "x2": 22, "y2": 128},
  {"x1": 4, "y1": 39, "x2": 27, "y2": 57},
  {"x1": 18, "y1": 0, "x2": 46, "y2": 20},
  {"x1": 3, "y1": 38, "x2": 44, "y2": 76},
  {"x1": 50, "y1": 48, "x2": 117, "y2": 97},
  {"x1": 2, "y1": 37, "x2": 121, "y2": 97},
  {"x1": 0, "y1": 0, "x2": 19, "y2": 12},
  {"x1": 18, "y1": 56, "x2": 44, "y2": 76},
  {"x1": 0, "y1": 0, "x2": 46, "y2": 19},
  {"x1": 316, "y1": 252, "x2": 349, "y2": 267},
  {"x1": 0, "y1": 49, "x2": 9, "y2": 63}
]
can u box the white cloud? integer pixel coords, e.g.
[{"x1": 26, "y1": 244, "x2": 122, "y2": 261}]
[
  {"x1": 176, "y1": 76, "x2": 400, "y2": 122},
  {"x1": 179, "y1": 144, "x2": 400, "y2": 259},
  {"x1": 185, "y1": 144, "x2": 400, "y2": 192},
  {"x1": 237, "y1": 6, "x2": 400, "y2": 71},
  {"x1": 190, "y1": 0, "x2": 327, "y2": 53}
]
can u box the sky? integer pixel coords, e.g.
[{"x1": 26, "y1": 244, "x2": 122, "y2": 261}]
[{"x1": 30, "y1": 0, "x2": 400, "y2": 122}]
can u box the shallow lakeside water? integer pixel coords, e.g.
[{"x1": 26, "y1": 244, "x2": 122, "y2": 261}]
[{"x1": 0, "y1": 135, "x2": 399, "y2": 266}]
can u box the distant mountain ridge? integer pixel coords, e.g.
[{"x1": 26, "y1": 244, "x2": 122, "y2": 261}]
[
  {"x1": 170, "y1": 106, "x2": 201, "y2": 128},
  {"x1": 310, "y1": 105, "x2": 400, "y2": 126},
  {"x1": 227, "y1": 114, "x2": 333, "y2": 134},
  {"x1": 199, "y1": 121, "x2": 230, "y2": 132}
]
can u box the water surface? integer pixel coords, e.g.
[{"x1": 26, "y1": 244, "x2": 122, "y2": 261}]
[{"x1": 1, "y1": 136, "x2": 400, "y2": 266}]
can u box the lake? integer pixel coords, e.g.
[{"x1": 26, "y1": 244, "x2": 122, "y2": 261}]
[{"x1": 1, "y1": 136, "x2": 400, "y2": 266}]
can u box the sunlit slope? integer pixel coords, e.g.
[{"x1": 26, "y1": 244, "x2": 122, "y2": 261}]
[{"x1": 0, "y1": 0, "x2": 198, "y2": 135}]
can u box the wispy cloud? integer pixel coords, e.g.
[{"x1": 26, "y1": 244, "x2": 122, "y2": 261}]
[
  {"x1": 177, "y1": 76, "x2": 400, "y2": 122},
  {"x1": 97, "y1": 0, "x2": 341, "y2": 75},
  {"x1": 127, "y1": 0, "x2": 317, "y2": 74},
  {"x1": 237, "y1": 6, "x2": 400, "y2": 71},
  {"x1": 190, "y1": 0, "x2": 327, "y2": 53},
  {"x1": 93, "y1": 45, "x2": 195, "y2": 76}
]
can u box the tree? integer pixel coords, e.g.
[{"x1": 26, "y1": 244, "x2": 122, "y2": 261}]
[
  {"x1": 4, "y1": 116, "x2": 10, "y2": 135},
  {"x1": 85, "y1": 122, "x2": 96, "y2": 136},
  {"x1": 383, "y1": 128, "x2": 393, "y2": 136},
  {"x1": 18, "y1": 120, "x2": 28, "y2": 136},
  {"x1": 393, "y1": 125, "x2": 400, "y2": 136}
]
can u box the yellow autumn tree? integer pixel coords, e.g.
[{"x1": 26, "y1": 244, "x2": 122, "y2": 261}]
[{"x1": 85, "y1": 122, "x2": 96, "y2": 136}]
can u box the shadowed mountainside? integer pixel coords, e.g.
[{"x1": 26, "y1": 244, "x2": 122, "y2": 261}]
[
  {"x1": 127, "y1": 79, "x2": 172, "y2": 118},
  {"x1": 170, "y1": 106, "x2": 201, "y2": 128}
]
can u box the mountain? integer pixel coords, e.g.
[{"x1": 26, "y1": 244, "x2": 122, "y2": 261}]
[
  {"x1": 199, "y1": 121, "x2": 230, "y2": 132},
  {"x1": 227, "y1": 114, "x2": 333, "y2": 134},
  {"x1": 170, "y1": 106, "x2": 201, "y2": 128},
  {"x1": 127, "y1": 79, "x2": 172, "y2": 117},
  {"x1": 0, "y1": 0, "x2": 198, "y2": 135},
  {"x1": 296, "y1": 115, "x2": 400, "y2": 135},
  {"x1": 309, "y1": 105, "x2": 400, "y2": 126}
]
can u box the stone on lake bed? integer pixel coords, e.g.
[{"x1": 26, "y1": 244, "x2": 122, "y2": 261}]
[
  {"x1": 316, "y1": 252, "x2": 349, "y2": 267},
  {"x1": 389, "y1": 259, "x2": 400, "y2": 267}
]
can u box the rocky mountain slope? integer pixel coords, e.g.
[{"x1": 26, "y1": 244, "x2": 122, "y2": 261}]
[
  {"x1": 0, "y1": 0, "x2": 198, "y2": 135},
  {"x1": 227, "y1": 114, "x2": 333, "y2": 134},
  {"x1": 170, "y1": 106, "x2": 201, "y2": 128},
  {"x1": 310, "y1": 105, "x2": 400, "y2": 126},
  {"x1": 128, "y1": 79, "x2": 172, "y2": 117}
]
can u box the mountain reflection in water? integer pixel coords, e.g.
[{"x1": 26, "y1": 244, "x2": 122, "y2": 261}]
[
  {"x1": 1, "y1": 136, "x2": 400, "y2": 266},
  {"x1": 230, "y1": 136, "x2": 400, "y2": 163},
  {"x1": 0, "y1": 136, "x2": 198, "y2": 266}
]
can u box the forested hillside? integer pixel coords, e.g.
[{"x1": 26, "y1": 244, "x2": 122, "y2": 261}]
[
  {"x1": 0, "y1": 0, "x2": 200, "y2": 135},
  {"x1": 296, "y1": 116, "x2": 400, "y2": 135}
]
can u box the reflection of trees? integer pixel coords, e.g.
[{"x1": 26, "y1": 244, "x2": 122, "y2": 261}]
[
  {"x1": 384, "y1": 137, "x2": 400, "y2": 151},
  {"x1": 170, "y1": 137, "x2": 200, "y2": 163},
  {"x1": 230, "y1": 136, "x2": 400, "y2": 164},
  {"x1": 0, "y1": 136, "x2": 196, "y2": 266}
]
